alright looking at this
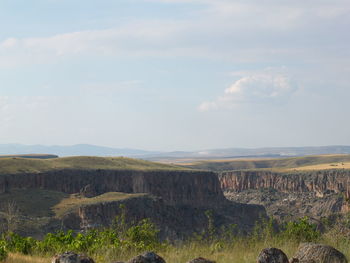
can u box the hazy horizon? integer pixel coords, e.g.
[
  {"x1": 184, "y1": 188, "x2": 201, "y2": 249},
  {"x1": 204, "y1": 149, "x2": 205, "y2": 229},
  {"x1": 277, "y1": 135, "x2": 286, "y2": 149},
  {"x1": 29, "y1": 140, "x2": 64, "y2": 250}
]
[{"x1": 1, "y1": 0, "x2": 349, "y2": 151}]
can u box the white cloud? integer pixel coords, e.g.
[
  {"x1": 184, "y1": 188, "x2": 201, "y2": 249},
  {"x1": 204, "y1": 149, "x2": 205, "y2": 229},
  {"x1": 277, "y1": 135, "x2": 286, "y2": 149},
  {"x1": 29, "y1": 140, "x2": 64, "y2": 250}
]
[
  {"x1": 198, "y1": 68, "x2": 297, "y2": 111},
  {"x1": 0, "y1": 20, "x2": 194, "y2": 68},
  {"x1": 0, "y1": 0, "x2": 349, "y2": 68},
  {"x1": 0, "y1": 38, "x2": 18, "y2": 48}
]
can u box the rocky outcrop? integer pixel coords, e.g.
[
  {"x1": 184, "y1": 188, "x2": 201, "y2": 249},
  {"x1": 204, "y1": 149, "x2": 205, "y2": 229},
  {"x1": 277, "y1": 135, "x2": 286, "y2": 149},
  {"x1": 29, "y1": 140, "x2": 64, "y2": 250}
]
[
  {"x1": 0, "y1": 168, "x2": 267, "y2": 238},
  {"x1": 219, "y1": 170, "x2": 350, "y2": 198},
  {"x1": 3, "y1": 169, "x2": 225, "y2": 207},
  {"x1": 257, "y1": 248, "x2": 289, "y2": 263},
  {"x1": 225, "y1": 189, "x2": 345, "y2": 222},
  {"x1": 187, "y1": 258, "x2": 215, "y2": 263},
  {"x1": 69, "y1": 194, "x2": 266, "y2": 239},
  {"x1": 219, "y1": 170, "x2": 350, "y2": 221},
  {"x1": 293, "y1": 243, "x2": 347, "y2": 263},
  {"x1": 127, "y1": 252, "x2": 166, "y2": 263},
  {"x1": 51, "y1": 251, "x2": 95, "y2": 263},
  {"x1": 0, "y1": 176, "x2": 8, "y2": 194}
]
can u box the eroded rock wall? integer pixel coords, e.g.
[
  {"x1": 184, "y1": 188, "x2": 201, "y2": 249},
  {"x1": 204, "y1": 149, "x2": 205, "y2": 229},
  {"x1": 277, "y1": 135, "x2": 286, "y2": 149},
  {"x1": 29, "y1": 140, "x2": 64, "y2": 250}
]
[
  {"x1": 2, "y1": 169, "x2": 225, "y2": 207},
  {"x1": 219, "y1": 170, "x2": 350, "y2": 198},
  {"x1": 220, "y1": 170, "x2": 350, "y2": 221},
  {"x1": 71, "y1": 195, "x2": 266, "y2": 239}
]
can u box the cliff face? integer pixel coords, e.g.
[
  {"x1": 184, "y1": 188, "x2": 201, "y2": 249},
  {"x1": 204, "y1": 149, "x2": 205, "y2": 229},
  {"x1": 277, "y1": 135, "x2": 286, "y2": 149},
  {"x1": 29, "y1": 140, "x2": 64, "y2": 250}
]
[
  {"x1": 219, "y1": 170, "x2": 350, "y2": 221},
  {"x1": 64, "y1": 195, "x2": 266, "y2": 239},
  {"x1": 0, "y1": 168, "x2": 268, "y2": 238},
  {"x1": 2, "y1": 169, "x2": 225, "y2": 207},
  {"x1": 219, "y1": 170, "x2": 350, "y2": 198}
]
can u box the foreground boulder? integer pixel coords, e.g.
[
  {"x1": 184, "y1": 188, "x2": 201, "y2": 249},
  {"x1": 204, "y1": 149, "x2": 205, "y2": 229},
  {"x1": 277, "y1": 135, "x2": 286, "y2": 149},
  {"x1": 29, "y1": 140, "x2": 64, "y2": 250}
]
[
  {"x1": 293, "y1": 243, "x2": 347, "y2": 263},
  {"x1": 257, "y1": 248, "x2": 289, "y2": 263},
  {"x1": 52, "y1": 251, "x2": 95, "y2": 263},
  {"x1": 187, "y1": 257, "x2": 216, "y2": 263},
  {"x1": 127, "y1": 252, "x2": 166, "y2": 263}
]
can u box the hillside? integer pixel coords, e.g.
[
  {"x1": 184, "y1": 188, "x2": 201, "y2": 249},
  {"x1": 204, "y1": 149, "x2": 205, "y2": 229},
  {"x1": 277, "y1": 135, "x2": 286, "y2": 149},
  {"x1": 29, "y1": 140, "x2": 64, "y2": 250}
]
[
  {"x1": 0, "y1": 156, "x2": 186, "y2": 175},
  {"x1": 0, "y1": 156, "x2": 266, "y2": 238},
  {"x1": 181, "y1": 154, "x2": 350, "y2": 171},
  {"x1": 0, "y1": 154, "x2": 58, "y2": 159}
]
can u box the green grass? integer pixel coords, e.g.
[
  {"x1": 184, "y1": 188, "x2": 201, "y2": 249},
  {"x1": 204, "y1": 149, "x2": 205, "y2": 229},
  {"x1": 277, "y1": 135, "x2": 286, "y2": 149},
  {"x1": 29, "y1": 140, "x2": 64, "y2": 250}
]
[
  {"x1": 0, "y1": 189, "x2": 68, "y2": 218},
  {"x1": 183, "y1": 154, "x2": 350, "y2": 171},
  {"x1": 0, "y1": 156, "x2": 187, "y2": 175}
]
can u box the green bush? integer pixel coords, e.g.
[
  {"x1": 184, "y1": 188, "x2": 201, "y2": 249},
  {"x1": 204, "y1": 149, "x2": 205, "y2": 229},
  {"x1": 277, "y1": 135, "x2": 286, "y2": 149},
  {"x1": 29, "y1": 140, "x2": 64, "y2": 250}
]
[
  {"x1": 2, "y1": 232, "x2": 37, "y2": 255},
  {"x1": 0, "y1": 210, "x2": 162, "y2": 258},
  {"x1": 282, "y1": 216, "x2": 320, "y2": 242},
  {"x1": 0, "y1": 243, "x2": 7, "y2": 262}
]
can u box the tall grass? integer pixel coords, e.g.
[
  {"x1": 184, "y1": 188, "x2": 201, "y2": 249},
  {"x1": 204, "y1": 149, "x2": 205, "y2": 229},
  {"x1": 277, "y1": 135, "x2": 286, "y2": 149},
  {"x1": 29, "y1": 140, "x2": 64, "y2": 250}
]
[{"x1": 2, "y1": 215, "x2": 350, "y2": 263}]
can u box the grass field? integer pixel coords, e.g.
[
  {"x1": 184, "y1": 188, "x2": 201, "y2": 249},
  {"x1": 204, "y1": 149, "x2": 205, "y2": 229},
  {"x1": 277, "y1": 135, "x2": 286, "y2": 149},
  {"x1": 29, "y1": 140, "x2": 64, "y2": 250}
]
[
  {"x1": 291, "y1": 162, "x2": 350, "y2": 171},
  {"x1": 5, "y1": 254, "x2": 49, "y2": 263},
  {"x1": 0, "y1": 189, "x2": 67, "y2": 218},
  {"x1": 181, "y1": 154, "x2": 350, "y2": 171},
  {"x1": 0, "y1": 156, "x2": 186, "y2": 175}
]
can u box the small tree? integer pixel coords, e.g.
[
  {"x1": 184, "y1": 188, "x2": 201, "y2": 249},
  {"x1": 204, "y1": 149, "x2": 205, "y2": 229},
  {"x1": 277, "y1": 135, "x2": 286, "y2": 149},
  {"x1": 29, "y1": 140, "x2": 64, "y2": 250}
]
[{"x1": 0, "y1": 201, "x2": 20, "y2": 233}]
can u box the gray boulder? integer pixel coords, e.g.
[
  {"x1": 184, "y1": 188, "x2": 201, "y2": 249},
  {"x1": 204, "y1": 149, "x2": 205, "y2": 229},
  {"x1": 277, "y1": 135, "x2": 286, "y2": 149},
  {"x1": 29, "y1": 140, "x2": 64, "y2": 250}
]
[
  {"x1": 187, "y1": 257, "x2": 216, "y2": 263},
  {"x1": 293, "y1": 243, "x2": 347, "y2": 263},
  {"x1": 127, "y1": 252, "x2": 166, "y2": 263},
  {"x1": 257, "y1": 248, "x2": 289, "y2": 263},
  {"x1": 51, "y1": 251, "x2": 95, "y2": 263}
]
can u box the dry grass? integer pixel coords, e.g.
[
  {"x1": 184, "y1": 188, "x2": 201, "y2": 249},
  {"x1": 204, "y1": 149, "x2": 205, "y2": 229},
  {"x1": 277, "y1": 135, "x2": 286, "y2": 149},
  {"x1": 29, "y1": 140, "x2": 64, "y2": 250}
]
[
  {"x1": 4, "y1": 236, "x2": 350, "y2": 263},
  {"x1": 0, "y1": 189, "x2": 147, "y2": 219},
  {"x1": 180, "y1": 154, "x2": 350, "y2": 171},
  {"x1": 53, "y1": 192, "x2": 147, "y2": 218},
  {"x1": 0, "y1": 189, "x2": 67, "y2": 218},
  {"x1": 5, "y1": 253, "x2": 50, "y2": 263},
  {"x1": 291, "y1": 162, "x2": 350, "y2": 171},
  {"x1": 0, "y1": 156, "x2": 187, "y2": 175}
]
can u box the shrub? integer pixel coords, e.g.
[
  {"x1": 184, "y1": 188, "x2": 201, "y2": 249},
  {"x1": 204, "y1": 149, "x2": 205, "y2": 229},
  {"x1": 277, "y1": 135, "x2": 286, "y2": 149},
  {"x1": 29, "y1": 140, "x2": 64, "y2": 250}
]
[
  {"x1": 282, "y1": 216, "x2": 320, "y2": 242},
  {"x1": 0, "y1": 243, "x2": 7, "y2": 262}
]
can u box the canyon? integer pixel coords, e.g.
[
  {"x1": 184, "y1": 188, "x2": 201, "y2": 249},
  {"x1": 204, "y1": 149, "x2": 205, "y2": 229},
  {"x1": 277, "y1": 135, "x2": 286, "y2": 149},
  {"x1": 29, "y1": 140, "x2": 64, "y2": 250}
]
[
  {"x1": 219, "y1": 169, "x2": 350, "y2": 222},
  {"x1": 0, "y1": 157, "x2": 266, "y2": 238}
]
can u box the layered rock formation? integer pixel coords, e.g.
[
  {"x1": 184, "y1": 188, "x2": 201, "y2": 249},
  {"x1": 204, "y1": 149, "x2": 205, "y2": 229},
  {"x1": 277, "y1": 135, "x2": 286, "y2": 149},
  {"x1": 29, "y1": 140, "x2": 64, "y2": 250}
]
[
  {"x1": 219, "y1": 170, "x2": 350, "y2": 198},
  {"x1": 2, "y1": 169, "x2": 225, "y2": 207},
  {"x1": 0, "y1": 167, "x2": 266, "y2": 238},
  {"x1": 219, "y1": 170, "x2": 350, "y2": 221},
  {"x1": 71, "y1": 195, "x2": 265, "y2": 239}
]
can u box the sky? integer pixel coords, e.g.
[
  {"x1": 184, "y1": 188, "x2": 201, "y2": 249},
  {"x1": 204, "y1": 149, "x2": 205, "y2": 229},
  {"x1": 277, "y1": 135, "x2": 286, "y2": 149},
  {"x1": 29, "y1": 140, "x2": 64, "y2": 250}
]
[{"x1": 0, "y1": 0, "x2": 349, "y2": 151}]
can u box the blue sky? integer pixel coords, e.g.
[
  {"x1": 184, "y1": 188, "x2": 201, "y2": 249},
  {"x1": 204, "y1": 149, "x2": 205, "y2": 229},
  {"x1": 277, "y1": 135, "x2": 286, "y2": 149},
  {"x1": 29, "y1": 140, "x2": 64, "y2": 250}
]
[{"x1": 0, "y1": 0, "x2": 349, "y2": 151}]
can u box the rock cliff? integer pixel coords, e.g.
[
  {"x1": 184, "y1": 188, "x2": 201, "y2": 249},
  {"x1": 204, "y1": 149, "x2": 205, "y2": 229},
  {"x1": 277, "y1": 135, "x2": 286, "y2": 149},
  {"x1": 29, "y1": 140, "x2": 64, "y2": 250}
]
[
  {"x1": 219, "y1": 170, "x2": 350, "y2": 198},
  {"x1": 219, "y1": 170, "x2": 350, "y2": 221},
  {"x1": 2, "y1": 169, "x2": 225, "y2": 207},
  {"x1": 0, "y1": 167, "x2": 267, "y2": 238},
  {"x1": 67, "y1": 195, "x2": 266, "y2": 239}
]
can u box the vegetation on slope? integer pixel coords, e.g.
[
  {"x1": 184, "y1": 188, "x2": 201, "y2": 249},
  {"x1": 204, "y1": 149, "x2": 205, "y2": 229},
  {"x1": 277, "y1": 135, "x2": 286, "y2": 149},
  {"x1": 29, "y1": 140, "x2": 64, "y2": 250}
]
[
  {"x1": 0, "y1": 189, "x2": 149, "y2": 235},
  {"x1": 0, "y1": 156, "x2": 187, "y2": 175},
  {"x1": 53, "y1": 192, "x2": 147, "y2": 218},
  {"x1": 2, "y1": 214, "x2": 350, "y2": 263},
  {"x1": 0, "y1": 154, "x2": 58, "y2": 160},
  {"x1": 182, "y1": 154, "x2": 350, "y2": 171}
]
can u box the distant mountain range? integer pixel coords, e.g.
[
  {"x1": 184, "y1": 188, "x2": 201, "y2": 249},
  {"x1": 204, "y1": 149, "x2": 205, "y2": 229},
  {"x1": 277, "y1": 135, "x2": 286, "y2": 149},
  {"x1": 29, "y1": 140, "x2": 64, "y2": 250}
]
[
  {"x1": 0, "y1": 144, "x2": 157, "y2": 158},
  {"x1": 1, "y1": 144, "x2": 350, "y2": 160}
]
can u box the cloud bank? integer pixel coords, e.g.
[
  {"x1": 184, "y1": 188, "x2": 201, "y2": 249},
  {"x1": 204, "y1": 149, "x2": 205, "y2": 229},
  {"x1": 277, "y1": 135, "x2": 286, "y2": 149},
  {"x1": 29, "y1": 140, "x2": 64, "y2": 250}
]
[{"x1": 198, "y1": 69, "x2": 297, "y2": 111}]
